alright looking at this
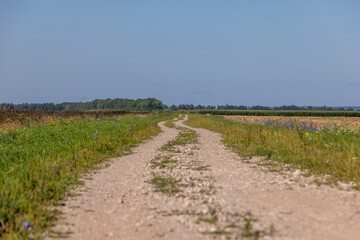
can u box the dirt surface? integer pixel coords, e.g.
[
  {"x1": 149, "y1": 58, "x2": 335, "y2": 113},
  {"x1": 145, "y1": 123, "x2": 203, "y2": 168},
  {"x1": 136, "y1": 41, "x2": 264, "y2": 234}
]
[{"x1": 49, "y1": 116, "x2": 360, "y2": 240}]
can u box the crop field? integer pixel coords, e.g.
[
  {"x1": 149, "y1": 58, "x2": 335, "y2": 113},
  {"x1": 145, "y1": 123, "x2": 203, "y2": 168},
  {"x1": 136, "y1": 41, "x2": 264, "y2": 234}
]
[
  {"x1": 222, "y1": 115, "x2": 360, "y2": 129},
  {"x1": 0, "y1": 109, "x2": 148, "y2": 131},
  {"x1": 195, "y1": 110, "x2": 360, "y2": 117},
  {"x1": 0, "y1": 111, "x2": 174, "y2": 238}
]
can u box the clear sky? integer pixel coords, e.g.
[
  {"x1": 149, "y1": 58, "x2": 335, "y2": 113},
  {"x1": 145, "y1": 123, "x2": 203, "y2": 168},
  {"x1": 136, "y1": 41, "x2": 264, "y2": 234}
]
[{"x1": 1, "y1": 1, "x2": 359, "y2": 106}]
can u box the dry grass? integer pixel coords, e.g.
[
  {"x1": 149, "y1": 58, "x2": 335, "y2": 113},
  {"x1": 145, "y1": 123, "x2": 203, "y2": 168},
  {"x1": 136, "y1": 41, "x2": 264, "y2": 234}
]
[
  {"x1": 0, "y1": 109, "x2": 148, "y2": 131},
  {"x1": 223, "y1": 115, "x2": 360, "y2": 129}
]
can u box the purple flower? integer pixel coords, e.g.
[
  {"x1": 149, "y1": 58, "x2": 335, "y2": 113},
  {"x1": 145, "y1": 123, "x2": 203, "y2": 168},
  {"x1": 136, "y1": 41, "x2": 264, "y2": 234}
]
[
  {"x1": 94, "y1": 131, "x2": 99, "y2": 137},
  {"x1": 22, "y1": 221, "x2": 30, "y2": 228}
]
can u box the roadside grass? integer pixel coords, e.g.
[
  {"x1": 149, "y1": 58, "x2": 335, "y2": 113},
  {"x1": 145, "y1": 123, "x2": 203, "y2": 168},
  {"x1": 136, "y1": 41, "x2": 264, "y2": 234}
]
[
  {"x1": 0, "y1": 113, "x2": 174, "y2": 239},
  {"x1": 185, "y1": 114, "x2": 360, "y2": 184},
  {"x1": 0, "y1": 109, "x2": 145, "y2": 131}
]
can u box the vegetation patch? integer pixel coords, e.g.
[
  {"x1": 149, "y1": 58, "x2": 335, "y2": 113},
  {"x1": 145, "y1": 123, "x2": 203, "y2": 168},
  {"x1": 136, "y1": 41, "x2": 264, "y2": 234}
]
[
  {"x1": 196, "y1": 207, "x2": 218, "y2": 225},
  {"x1": 164, "y1": 120, "x2": 176, "y2": 128},
  {"x1": 161, "y1": 128, "x2": 198, "y2": 152},
  {"x1": 193, "y1": 165, "x2": 211, "y2": 171},
  {"x1": 150, "y1": 155, "x2": 178, "y2": 169},
  {"x1": 150, "y1": 174, "x2": 181, "y2": 194}
]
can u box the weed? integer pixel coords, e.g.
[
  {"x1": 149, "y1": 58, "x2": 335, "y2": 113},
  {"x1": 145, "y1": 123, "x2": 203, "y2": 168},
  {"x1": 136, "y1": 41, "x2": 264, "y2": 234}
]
[
  {"x1": 269, "y1": 224, "x2": 276, "y2": 236},
  {"x1": 150, "y1": 155, "x2": 177, "y2": 169},
  {"x1": 196, "y1": 207, "x2": 218, "y2": 225},
  {"x1": 203, "y1": 229, "x2": 231, "y2": 235},
  {"x1": 242, "y1": 218, "x2": 260, "y2": 239},
  {"x1": 150, "y1": 174, "x2": 181, "y2": 194},
  {"x1": 193, "y1": 165, "x2": 211, "y2": 171}
]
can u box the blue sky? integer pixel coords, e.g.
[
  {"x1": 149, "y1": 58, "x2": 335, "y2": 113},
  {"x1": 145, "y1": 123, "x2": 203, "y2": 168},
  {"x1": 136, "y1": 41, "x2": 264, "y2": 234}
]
[{"x1": 0, "y1": 1, "x2": 359, "y2": 106}]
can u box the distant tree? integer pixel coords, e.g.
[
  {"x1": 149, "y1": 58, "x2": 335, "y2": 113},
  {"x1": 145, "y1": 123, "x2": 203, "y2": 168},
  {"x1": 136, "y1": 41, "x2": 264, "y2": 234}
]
[
  {"x1": 249, "y1": 105, "x2": 271, "y2": 110},
  {"x1": 0, "y1": 98, "x2": 164, "y2": 111},
  {"x1": 206, "y1": 105, "x2": 216, "y2": 109}
]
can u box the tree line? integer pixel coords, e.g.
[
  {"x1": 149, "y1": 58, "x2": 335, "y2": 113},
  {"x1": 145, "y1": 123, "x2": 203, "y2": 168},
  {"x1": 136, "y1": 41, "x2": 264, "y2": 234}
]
[
  {"x1": 1, "y1": 99, "x2": 356, "y2": 112},
  {"x1": 0, "y1": 98, "x2": 164, "y2": 111},
  {"x1": 164, "y1": 104, "x2": 354, "y2": 111}
]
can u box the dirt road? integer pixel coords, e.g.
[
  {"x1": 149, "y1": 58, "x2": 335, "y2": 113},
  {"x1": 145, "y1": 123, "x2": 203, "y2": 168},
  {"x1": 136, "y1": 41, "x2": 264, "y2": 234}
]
[{"x1": 49, "y1": 116, "x2": 360, "y2": 239}]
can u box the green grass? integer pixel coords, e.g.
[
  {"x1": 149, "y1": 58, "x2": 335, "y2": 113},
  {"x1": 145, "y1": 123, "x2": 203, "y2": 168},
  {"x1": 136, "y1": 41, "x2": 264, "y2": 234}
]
[
  {"x1": 0, "y1": 113, "x2": 174, "y2": 239},
  {"x1": 150, "y1": 156, "x2": 178, "y2": 169},
  {"x1": 164, "y1": 119, "x2": 177, "y2": 128},
  {"x1": 185, "y1": 114, "x2": 360, "y2": 184},
  {"x1": 196, "y1": 207, "x2": 218, "y2": 225}
]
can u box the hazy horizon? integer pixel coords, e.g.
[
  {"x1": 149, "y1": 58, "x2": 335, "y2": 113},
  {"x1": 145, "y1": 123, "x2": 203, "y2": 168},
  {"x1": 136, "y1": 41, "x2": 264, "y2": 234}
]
[{"x1": 1, "y1": 1, "x2": 359, "y2": 106}]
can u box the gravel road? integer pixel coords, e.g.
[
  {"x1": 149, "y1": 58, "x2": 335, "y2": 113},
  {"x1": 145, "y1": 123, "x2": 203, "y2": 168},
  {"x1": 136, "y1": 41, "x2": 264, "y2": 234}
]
[{"x1": 49, "y1": 116, "x2": 360, "y2": 240}]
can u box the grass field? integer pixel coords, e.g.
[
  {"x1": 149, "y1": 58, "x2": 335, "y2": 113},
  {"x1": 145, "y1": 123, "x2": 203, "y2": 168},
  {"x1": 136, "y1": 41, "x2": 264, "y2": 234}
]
[
  {"x1": 0, "y1": 112, "x2": 174, "y2": 239},
  {"x1": 0, "y1": 109, "x2": 148, "y2": 131},
  {"x1": 185, "y1": 114, "x2": 360, "y2": 185}
]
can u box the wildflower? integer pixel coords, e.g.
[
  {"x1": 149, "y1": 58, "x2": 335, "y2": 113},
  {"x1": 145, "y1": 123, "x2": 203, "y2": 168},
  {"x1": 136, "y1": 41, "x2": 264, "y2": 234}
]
[
  {"x1": 305, "y1": 132, "x2": 309, "y2": 136},
  {"x1": 316, "y1": 131, "x2": 319, "y2": 134},
  {"x1": 94, "y1": 131, "x2": 99, "y2": 137},
  {"x1": 22, "y1": 221, "x2": 30, "y2": 228}
]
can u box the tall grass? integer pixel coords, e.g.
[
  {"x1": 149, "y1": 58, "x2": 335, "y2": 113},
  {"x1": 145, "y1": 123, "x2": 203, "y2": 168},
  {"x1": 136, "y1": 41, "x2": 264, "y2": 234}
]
[
  {"x1": 185, "y1": 114, "x2": 360, "y2": 184},
  {"x1": 0, "y1": 109, "x2": 147, "y2": 131},
  {"x1": 0, "y1": 113, "x2": 173, "y2": 239}
]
